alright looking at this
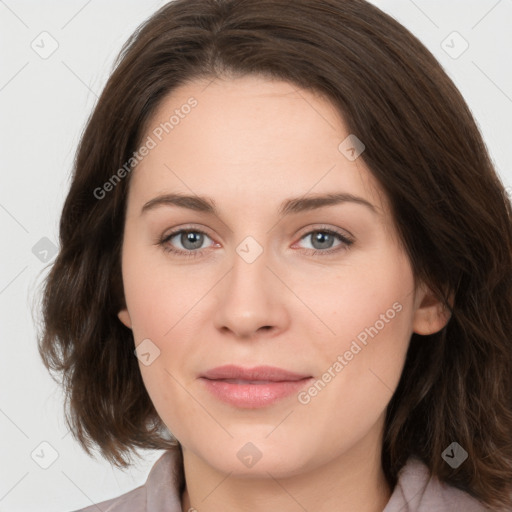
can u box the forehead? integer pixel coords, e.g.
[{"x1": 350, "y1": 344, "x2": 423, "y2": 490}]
[{"x1": 126, "y1": 75, "x2": 386, "y2": 217}]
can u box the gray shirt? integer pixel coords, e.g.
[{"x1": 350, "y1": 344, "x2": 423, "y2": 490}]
[{"x1": 71, "y1": 448, "x2": 492, "y2": 511}]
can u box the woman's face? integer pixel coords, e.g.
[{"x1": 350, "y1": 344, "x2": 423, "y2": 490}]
[{"x1": 118, "y1": 75, "x2": 445, "y2": 477}]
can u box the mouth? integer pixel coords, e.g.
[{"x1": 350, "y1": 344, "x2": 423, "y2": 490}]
[
  {"x1": 211, "y1": 379, "x2": 291, "y2": 385},
  {"x1": 200, "y1": 364, "x2": 311, "y2": 381},
  {"x1": 199, "y1": 365, "x2": 313, "y2": 408}
]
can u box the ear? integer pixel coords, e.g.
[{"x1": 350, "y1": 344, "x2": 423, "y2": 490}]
[
  {"x1": 412, "y1": 282, "x2": 453, "y2": 335},
  {"x1": 118, "y1": 308, "x2": 132, "y2": 329}
]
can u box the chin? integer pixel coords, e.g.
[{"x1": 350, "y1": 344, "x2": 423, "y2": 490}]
[{"x1": 190, "y1": 438, "x2": 314, "y2": 478}]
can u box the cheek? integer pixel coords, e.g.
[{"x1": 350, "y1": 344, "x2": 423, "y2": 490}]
[
  {"x1": 297, "y1": 250, "x2": 415, "y2": 414},
  {"x1": 136, "y1": 345, "x2": 205, "y2": 445},
  {"x1": 121, "y1": 245, "x2": 212, "y2": 430},
  {"x1": 301, "y1": 250, "x2": 415, "y2": 358},
  {"x1": 121, "y1": 239, "x2": 211, "y2": 341}
]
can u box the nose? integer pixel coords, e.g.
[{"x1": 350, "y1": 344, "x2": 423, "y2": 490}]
[{"x1": 212, "y1": 244, "x2": 290, "y2": 340}]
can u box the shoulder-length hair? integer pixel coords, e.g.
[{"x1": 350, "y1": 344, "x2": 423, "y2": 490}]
[{"x1": 36, "y1": 0, "x2": 512, "y2": 508}]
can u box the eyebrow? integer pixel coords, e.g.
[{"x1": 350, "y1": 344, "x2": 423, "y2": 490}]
[{"x1": 140, "y1": 192, "x2": 377, "y2": 217}]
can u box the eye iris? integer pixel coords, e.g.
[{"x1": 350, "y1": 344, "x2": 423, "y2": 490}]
[
  {"x1": 182, "y1": 231, "x2": 204, "y2": 250},
  {"x1": 312, "y1": 231, "x2": 334, "y2": 250}
]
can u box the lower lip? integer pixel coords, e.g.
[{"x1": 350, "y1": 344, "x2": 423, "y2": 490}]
[{"x1": 200, "y1": 377, "x2": 313, "y2": 408}]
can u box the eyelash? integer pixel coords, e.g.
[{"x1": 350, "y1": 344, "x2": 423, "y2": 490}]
[{"x1": 157, "y1": 225, "x2": 354, "y2": 258}]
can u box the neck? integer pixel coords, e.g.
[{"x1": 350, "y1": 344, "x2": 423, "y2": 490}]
[{"x1": 179, "y1": 424, "x2": 392, "y2": 512}]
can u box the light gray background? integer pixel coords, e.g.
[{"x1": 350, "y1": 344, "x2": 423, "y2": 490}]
[{"x1": 1, "y1": 1, "x2": 511, "y2": 511}]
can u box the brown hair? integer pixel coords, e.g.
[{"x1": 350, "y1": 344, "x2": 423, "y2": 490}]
[{"x1": 36, "y1": 0, "x2": 512, "y2": 508}]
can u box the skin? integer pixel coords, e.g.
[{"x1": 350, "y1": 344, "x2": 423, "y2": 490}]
[{"x1": 117, "y1": 74, "x2": 450, "y2": 512}]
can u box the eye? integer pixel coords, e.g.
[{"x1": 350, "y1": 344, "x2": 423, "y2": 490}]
[
  {"x1": 294, "y1": 227, "x2": 354, "y2": 255},
  {"x1": 159, "y1": 228, "x2": 215, "y2": 258},
  {"x1": 158, "y1": 225, "x2": 354, "y2": 258}
]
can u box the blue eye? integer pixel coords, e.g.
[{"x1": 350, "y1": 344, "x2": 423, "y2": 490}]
[
  {"x1": 159, "y1": 229, "x2": 213, "y2": 258},
  {"x1": 158, "y1": 226, "x2": 354, "y2": 258},
  {"x1": 296, "y1": 229, "x2": 353, "y2": 254}
]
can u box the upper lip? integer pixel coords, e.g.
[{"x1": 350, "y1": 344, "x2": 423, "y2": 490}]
[{"x1": 200, "y1": 365, "x2": 311, "y2": 382}]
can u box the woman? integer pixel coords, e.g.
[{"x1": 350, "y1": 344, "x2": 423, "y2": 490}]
[{"x1": 37, "y1": 0, "x2": 512, "y2": 510}]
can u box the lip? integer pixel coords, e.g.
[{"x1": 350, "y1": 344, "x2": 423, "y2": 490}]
[
  {"x1": 201, "y1": 364, "x2": 310, "y2": 381},
  {"x1": 199, "y1": 365, "x2": 313, "y2": 408}
]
